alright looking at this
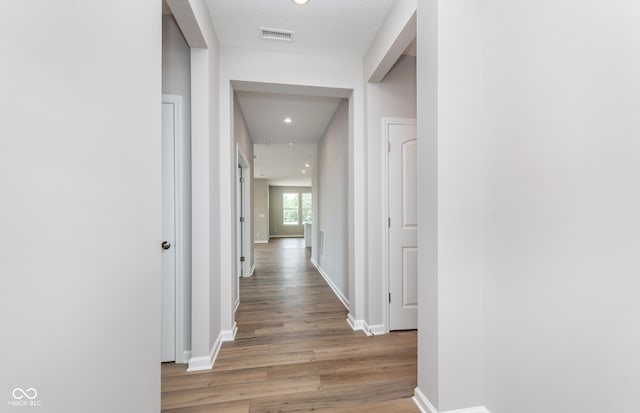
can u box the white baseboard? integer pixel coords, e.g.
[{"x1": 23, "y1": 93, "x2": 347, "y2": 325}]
[
  {"x1": 347, "y1": 313, "x2": 372, "y2": 336},
  {"x1": 269, "y1": 235, "x2": 303, "y2": 238},
  {"x1": 254, "y1": 240, "x2": 269, "y2": 244},
  {"x1": 413, "y1": 387, "x2": 490, "y2": 413},
  {"x1": 186, "y1": 323, "x2": 237, "y2": 372},
  {"x1": 367, "y1": 324, "x2": 386, "y2": 336},
  {"x1": 182, "y1": 350, "x2": 192, "y2": 364},
  {"x1": 345, "y1": 314, "x2": 386, "y2": 336},
  {"x1": 413, "y1": 388, "x2": 438, "y2": 413},
  {"x1": 240, "y1": 264, "x2": 256, "y2": 279},
  {"x1": 311, "y1": 257, "x2": 349, "y2": 310},
  {"x1": 234, "y1": 298, "x2": 240, "y2": 313},
  {"x1": 221, "y1": 322, "x2": 237, "y2": 341},
  {"x1": 187, "y1": 332, "x2": 223, "y2": 372}
]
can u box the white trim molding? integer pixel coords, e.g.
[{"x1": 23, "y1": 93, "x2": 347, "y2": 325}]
[
  {"x1": 346, "y1": 313, "x2": 372, "y2": 336},
  {"x1": 311, "y1": 257, "x2": 349, "y2": 310},
  {"x1": 413, "y1": 388, "x2": 438, "y2": 413},
  {"x1": 254, "y1": 240, "x2": 269, "y2": 244},
  {"x1": 187, "y1": 332, "x2": 224, "y2": 372},
  {"x1": 344, "y1": 314, "x2": 385, "y2": 336},
  {"x1": 186, "y1": 323, "x2": 237, "y2": 372},
  {"x1": 367, "y1": 324, "x2": 386, "y2": 336},
  {"x1": 413, "y1": 388, "x2": 491, "y2": 413},
  {"x1": 221, "y1": 322, "x2": 238, "y2": 342},
  {"x1": 248, "y1": 263, "x2": 256, "y2": 277}
]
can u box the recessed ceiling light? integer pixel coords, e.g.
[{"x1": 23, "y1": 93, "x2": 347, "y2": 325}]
[
  {"x1": 283, "y1": 117, "x2": 293, "y2": 124},
  {"x1": 288, "y1": 142, "x2": 294, "y2": 146},
  {"x1": 302, "y1": 170, "x2": 306, "y2": 174},
  {"x1": 292, "y1": 0, "x2": 310, "y2": 5},
  {"x1": 305, "y1": 163, "x2": 310, "y2": 168}
]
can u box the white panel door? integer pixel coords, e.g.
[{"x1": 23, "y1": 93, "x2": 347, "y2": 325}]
[
  {"x1": 389, "y1": 123, "x2": 418, "y2": 330},
  {"x1": 161, "y1": 102, "x2": 176, "y2": 362}
]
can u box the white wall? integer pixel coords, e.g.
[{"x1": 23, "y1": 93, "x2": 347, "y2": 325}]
[
  {"x1": 482, "y1": 1, "x2": 640, "y2": 411},
  {"x1": 201, "y1": 2, "x2": 222, "y2": 365},
  {"x1": 431, "y1": 1, "x2": 486, "y2": 408},
  {"x1": 317, "y1": 100, "x2": 350, "y2": 300},
  {"x1": 162, "y1": 13, "x2": 193, "y2": 358},
  {"x1": 416, "y1": 0, "x2": 440, "y2": 408},
  {"x1": 253, "y1": 179, "x2": 270, "y2": 242},
  {"x1": 416, "y1": 0, "x2": 640, "y2": 411},
  {"x1": 366, "y1": 55, "x2": 416, "y2": 329},
  {"x1": 0, "y1": 1, "x2": 161, "y2": 411},
  {"x1": 167, "y1": 0, "x2": 222, "y2": 370}
]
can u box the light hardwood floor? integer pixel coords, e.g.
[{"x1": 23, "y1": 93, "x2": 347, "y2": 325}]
[{"x1": 162, "y1": 238, "x2": 418, "y2": 412}]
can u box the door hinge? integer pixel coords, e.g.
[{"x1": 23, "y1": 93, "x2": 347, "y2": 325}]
[
  {"x1": 388, "y1": 141, "x2": 391, "y2": 153},
  {"x1": 240, "y1": 177, "x2": 245, "y2": 183},
  {"x1": 388, "y1": 217, "x2": 391, "y2": 228},
  {"x1": 240, "y1": 217, "x2": 245, "y2": 223},
  {"x1": 240, "y1": 256, "x2": 245, "y2": 262},
  {"x1": 389, "y1": 292, "x2": 391, "y2": 303}
]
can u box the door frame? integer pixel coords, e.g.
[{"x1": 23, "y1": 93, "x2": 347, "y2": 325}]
[
  {"x1": 162, "y1": 94, "x2": 188, "y2": 363},
  {"x1": 236, "y1": 144, "x2": 251, "y2": 278},
  {"x1": 382, "y1": 117, "x2": 417, "y2": 334},
  {"x1": 235, "y1": 144, "x2": 251, "y2": 310}
]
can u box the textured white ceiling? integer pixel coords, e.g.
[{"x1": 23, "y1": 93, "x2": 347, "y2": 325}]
[{"x1": 205, "y1": 0, "x2": 396, "y2": 57}]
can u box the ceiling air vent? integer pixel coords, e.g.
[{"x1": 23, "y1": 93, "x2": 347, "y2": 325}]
[{"x1": 259, "y1": 27, "x2": 294, "y2": 42}]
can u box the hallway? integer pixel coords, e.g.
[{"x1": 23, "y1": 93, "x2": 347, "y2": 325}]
[{"x1": 161, "y1": 238, "x2": 418, "y2": 412}]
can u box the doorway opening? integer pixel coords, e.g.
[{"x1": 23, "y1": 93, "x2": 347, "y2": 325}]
[{"x1": 232, "y1": 83, "x2": 352, "y2": 329}]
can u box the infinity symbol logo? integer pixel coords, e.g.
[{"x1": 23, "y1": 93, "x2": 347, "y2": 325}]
[{"x1": 12, "y1": 388, "x2": 38, "y2": 400}]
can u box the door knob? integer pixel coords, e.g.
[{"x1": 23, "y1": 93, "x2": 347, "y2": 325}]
[{"x1": 162, "y1": 241, "x2": 171, "y2": 250}]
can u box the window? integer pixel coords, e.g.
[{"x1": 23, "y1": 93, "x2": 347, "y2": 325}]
[
  {"x1": 302, "y1": 193, "x2": 312, "y2": 224},
  {"x1": 282, "y1": 193, "x2": 299, "y2": 225},
  {"x1": 281, "y1": 192, "x2": 312, "y2": 225}
]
